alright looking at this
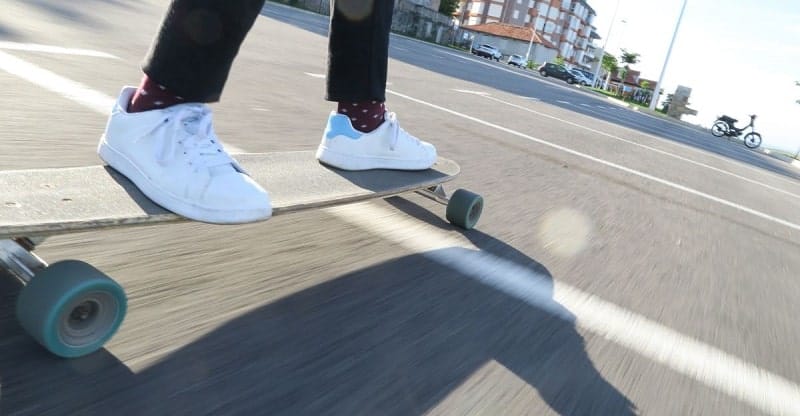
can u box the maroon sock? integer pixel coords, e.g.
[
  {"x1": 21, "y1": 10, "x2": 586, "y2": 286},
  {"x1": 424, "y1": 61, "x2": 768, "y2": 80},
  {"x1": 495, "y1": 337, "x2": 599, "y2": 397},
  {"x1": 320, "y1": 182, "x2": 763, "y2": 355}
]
[
  {"x1": 337, "y1": 101, "x2": 386, "y2": 133},
  {"x1": 127, "y1": 74, "x2": 186, "y2": 113}
]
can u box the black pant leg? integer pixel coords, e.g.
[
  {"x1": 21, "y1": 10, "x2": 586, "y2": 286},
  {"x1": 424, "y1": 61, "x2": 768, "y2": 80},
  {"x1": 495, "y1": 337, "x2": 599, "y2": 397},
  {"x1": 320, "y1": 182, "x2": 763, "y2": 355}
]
[
  {"x1": 326, "y1": 0, "x2": 394, "y2": 102},
  {"x1": 142, "y1": 0, "x2": 266, "y2": 102}
]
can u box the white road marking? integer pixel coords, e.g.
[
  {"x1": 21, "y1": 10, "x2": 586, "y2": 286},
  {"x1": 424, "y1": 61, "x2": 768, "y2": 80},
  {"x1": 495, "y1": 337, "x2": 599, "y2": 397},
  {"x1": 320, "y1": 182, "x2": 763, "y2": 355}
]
[
  {"x1": 465, "y1": 92, "x2": 800, "y2": 201},
  {"x1": 0, "y1": 50, "x2": 114, "y2": 114},
  {"x1": 0, "y1": 50, "x2": 246, "y2": 153},
  {"x1": 396, "y1": 26, "x2": 800, "y2": 188},
  {"x1": 303, "y1": 71, "x2": 392, "y2": 85},
  {"x1": 451, "y1": 89, "x2": 489, "y2": 96},
  {"x1": 0, "y1": 41, "x2": 120, "y2": 59},
  {"x1": 388, "y1": 88, "x2": 800, "y2": 232},
  {"x1": 556, "y1": 100, "x2": 570, "y2": 104},
  {"x1": 327, "y1": 202, "x2": 800, "y2": 416}
]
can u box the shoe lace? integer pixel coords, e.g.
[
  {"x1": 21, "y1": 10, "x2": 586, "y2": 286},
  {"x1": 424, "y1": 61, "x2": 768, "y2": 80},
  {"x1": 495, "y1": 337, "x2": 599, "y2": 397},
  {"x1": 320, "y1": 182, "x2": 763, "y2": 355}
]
[
  {"x1": 153, "y1": 106, "x2": 235, "y2": 170},
  {"x1": 386, "y1": 112, "x2": 421, "y2": 151}
]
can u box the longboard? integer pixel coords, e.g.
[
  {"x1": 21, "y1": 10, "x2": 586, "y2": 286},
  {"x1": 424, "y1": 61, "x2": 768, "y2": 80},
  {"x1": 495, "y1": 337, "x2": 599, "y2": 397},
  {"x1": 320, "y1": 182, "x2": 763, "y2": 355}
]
[{"x1": 0, "y1": 150, "x2": 483, "y2": 359}]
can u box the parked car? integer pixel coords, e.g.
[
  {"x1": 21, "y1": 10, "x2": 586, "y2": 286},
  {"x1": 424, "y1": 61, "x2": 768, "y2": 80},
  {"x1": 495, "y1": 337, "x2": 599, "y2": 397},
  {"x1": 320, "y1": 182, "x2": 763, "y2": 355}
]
[
  {"x1": 507, "y1": 54, "x2": 527, "y2": 68},
  {"x1": 537, "y1": 62, "x2": 577, "y2": 84},
  {"x1": 471, "y1": 44, "x2": 502, "y2": 61},
  {"x1": 567, "y1": 69, "x2": 593, "y2": 86},
  {"x1": 571, "y1": 68, "x2": 597, "y2": 85}
]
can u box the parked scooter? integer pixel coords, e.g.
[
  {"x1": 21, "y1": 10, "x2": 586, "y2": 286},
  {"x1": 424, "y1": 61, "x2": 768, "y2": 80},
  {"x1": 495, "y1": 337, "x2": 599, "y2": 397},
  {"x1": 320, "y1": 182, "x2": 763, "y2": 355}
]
[{"x1": 710, "y1": 114, "x2": 762, "y2": 149}]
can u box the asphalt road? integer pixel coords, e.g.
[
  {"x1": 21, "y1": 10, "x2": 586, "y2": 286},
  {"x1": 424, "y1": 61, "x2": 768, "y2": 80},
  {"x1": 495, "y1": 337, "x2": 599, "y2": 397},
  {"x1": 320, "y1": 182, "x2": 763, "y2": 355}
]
[{"x1": 2, "y1": 1, "x2": 800, "y2": 415}]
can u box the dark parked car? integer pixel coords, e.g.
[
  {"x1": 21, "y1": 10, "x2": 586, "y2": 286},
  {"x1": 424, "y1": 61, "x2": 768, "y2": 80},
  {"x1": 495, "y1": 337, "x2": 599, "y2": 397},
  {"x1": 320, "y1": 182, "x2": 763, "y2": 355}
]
[{"x1": 537, "y1": 62, "x2": 577, "y2": 84}]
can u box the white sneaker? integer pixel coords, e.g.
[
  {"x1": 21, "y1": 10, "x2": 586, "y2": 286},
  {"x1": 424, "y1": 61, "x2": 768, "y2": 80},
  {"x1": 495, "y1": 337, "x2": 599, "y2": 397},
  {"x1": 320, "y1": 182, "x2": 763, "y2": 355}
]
[
  {"x1": 97, "y1": 87, "x2": 272, "y2": 224},
  {"x1": 315, "y1": 111, "x2": 437, "y2": 171}
]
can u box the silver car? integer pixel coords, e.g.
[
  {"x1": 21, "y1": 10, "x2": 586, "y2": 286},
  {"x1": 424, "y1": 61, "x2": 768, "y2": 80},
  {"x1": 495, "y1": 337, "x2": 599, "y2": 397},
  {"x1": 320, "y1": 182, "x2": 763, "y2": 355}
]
[
  {"x1": 567, "y1": 69, "x2": 593, "y2": 87},
  {"x1": 472, "y1": 44, "x2": 502, "y2": 61},
  {"x1": 507, "y1": 54, "x2": 527, "y2": 68},
  {"x1": 567, "y1": 69, "x2": 593, "y2": 86}
]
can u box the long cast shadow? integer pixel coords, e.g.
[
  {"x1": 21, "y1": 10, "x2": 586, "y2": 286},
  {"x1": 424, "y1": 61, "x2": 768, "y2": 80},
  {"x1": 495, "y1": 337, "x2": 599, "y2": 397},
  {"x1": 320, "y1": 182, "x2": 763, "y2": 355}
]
[{"x1": 0, "y1": 226, "x2": 636, "y2": 415}]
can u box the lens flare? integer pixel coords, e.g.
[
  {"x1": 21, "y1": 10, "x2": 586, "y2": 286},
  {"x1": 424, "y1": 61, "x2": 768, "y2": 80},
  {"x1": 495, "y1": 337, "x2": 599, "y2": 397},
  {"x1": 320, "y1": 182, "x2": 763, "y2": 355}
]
[{"x1": 538, "y1": 208, "x2": 592, "y2": 257}]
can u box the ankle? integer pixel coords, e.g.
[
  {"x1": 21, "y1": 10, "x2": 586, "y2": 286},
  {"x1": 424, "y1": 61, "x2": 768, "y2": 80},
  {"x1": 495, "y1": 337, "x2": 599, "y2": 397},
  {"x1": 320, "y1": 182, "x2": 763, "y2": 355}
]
[
  {"x1": 127, "y1": 74, "x2": 186, "y2": 113},
  {"x1": 337, "y1": 101, "x2": 385, "y2": 133}
]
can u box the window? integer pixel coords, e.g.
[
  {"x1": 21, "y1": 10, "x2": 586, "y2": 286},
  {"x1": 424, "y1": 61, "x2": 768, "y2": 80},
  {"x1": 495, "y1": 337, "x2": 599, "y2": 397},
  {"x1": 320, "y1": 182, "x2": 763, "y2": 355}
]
[
  {"x1": 538, "y1": 3, "x2": 548, "y2": 14},
  {"x1": 514, "y1": 10, "x2": 520, "y2": 19},
  {"x1": 488, "y1": 3, "x2": 503, "y2": 17},
  {"x1": 535, "y1": 17, "x2": 545, "y2": 30}
]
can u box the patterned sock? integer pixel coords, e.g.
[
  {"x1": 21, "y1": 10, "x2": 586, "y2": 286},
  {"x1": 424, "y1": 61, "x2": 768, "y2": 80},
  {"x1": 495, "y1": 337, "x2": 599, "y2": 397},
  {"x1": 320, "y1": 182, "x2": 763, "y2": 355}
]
[
  {"x1": 337, "y1": 101, "x2": 386, "y2": 133},
  {"x1": 127, "y1": 74, "x2": 186, "y2": 113}
]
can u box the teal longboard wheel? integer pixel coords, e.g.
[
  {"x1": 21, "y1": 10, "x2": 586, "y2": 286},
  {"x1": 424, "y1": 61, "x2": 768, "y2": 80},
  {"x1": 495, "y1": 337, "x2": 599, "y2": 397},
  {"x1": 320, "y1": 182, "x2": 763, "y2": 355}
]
[
  {"x1": 16, "y1": 260, "x2": 127, "y2": 358},
  {"x1": 446, "y1": 189, "x2": 484, "y2": 230}
]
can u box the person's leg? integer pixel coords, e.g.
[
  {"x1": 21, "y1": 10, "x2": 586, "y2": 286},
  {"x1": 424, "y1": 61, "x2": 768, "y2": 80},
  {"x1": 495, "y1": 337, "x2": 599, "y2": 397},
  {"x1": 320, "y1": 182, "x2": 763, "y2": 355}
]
[
  {"x1": 98, "y1": 0, "x2": 271, "y2": 224},
  {"x1": 130, "y1": 0, "x2": 267, "y2": 111},
  {"x1": 316, "y1": 0, "x2": 437, "y2": 171},
  {"x1": 325, "y1": 0, "x2": 392, "y2": 105}
]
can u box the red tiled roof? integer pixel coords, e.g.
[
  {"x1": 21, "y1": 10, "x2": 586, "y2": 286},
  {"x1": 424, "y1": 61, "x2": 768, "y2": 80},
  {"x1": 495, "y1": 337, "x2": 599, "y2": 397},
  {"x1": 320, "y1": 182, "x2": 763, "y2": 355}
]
[{"x1": 462, "y1": 22, "x2": 557, "y2": 49}]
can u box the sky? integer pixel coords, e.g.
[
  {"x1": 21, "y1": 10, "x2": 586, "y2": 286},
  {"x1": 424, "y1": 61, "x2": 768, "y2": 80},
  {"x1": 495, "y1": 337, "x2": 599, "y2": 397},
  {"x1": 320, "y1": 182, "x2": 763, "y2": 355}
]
[{"x1": 587, "y1": 0, "x2": 800, "y2": 152}]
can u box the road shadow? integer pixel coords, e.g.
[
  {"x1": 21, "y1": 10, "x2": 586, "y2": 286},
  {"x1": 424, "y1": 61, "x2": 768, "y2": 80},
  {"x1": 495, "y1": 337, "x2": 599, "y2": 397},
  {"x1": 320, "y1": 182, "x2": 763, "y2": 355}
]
[
  {"x1": 258, "y1": 2, "x2": 800, "y2": 181},
  {"x1": 0, "y1": 228, "x2": 636, "y2": 415}
]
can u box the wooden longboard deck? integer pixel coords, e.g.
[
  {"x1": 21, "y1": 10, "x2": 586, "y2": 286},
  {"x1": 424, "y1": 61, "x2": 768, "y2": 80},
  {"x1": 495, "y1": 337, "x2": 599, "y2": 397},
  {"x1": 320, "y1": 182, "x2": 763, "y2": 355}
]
[{"x1": 0, "y1": 151, "x2": 459, "y2": 238}]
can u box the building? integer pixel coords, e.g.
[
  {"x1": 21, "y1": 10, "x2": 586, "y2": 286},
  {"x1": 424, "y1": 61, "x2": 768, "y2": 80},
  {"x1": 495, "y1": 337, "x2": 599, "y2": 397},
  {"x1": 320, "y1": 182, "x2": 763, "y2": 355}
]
[
  {"x1": 461, "y1": 22, "x2": 558, "y2": 64},
  {"x1": 455, "y1": 0, "x2": 601, "y2": 69},
  {"x1": 397, "y1": 0, "x2": 442, "y2": 11}
]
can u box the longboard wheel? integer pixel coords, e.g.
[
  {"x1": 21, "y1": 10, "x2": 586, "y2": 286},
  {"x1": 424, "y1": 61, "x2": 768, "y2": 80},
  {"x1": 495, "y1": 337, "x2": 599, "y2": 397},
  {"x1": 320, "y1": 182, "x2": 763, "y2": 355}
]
[
  {"x1": 446, "y1": 189, "x2": 483, "y2": 230},
  {"x1": 16, "y1": 260, "x2": 127, "y2": 358}
]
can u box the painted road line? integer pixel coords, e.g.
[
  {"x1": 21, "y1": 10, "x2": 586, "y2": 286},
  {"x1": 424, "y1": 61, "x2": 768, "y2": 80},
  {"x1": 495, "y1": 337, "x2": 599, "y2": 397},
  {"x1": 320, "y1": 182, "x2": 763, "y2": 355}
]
[
  {"x1": 0, "y1": 50, "x2": 246, "y2": 153},
  {"x1": 0, "y1": 50, "x2": 114, "y2": 114},
  {"x1": 389, "y1": 88, "x2": 800, "y2": 233},
  {"x1": 467, "y1": 92, "x2": 800, "y2": 201},
  {"x1": 0, "y1": 41, "x2": 120, "y2": 59}
]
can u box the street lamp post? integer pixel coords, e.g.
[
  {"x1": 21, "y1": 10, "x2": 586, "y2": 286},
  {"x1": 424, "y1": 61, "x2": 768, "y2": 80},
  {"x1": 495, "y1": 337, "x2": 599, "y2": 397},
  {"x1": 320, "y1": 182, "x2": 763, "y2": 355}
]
[
  {"x1": 525, "y1": 26, "x2": 536, "y2": 64},
  {"x1": 649, "y1": 0, "x2": 688, "y2": 111},
  {"x1": 591, "y1": 0, "x2": 621, "y2": 89}
]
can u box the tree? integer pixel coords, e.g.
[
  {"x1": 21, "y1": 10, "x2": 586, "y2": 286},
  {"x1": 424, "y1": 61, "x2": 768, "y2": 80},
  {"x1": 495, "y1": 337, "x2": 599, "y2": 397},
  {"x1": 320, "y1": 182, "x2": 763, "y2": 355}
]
[
  {"x1": 660, "y1": 93, "x2": 673, "y2": 113},
  {"x1": 619, "y1": 49, "x2": 640, "y2": 67},
  {"x1": 601, "y1": 53, "x2": 619, "y2": 74},
  {"x1": 439, "y1": 0, "x2": 459, "y2": 15},
  {"x1": 600, "y1": 52, "x2": 618, "y2": 89},
  {"x1": 615, "y1": 49, "x2": 641, "y2": 96},
  {"x1": 555, "y1": 56, "x2": 566, "y2": 66}
]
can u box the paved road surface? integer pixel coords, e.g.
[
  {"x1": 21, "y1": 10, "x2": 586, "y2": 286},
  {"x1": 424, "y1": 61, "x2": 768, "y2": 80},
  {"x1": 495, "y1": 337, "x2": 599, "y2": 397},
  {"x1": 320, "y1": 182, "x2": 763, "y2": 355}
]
[{"x1": 2, "y1": 1, "x2": 800, "y2": 415}]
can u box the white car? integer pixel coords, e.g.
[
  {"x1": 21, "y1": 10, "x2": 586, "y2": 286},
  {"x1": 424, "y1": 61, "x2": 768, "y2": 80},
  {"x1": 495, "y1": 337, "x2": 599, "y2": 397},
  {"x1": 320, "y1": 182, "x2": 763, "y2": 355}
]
[
  {"x1": 471, "y1": 44, "x2": 502, "y2": 61},
  {"x1": 507, "y1": 54, "x2": 527, "y2": 68},
  {"x1": 567, "y1": 69, "x2": 593, "y2": 86}
]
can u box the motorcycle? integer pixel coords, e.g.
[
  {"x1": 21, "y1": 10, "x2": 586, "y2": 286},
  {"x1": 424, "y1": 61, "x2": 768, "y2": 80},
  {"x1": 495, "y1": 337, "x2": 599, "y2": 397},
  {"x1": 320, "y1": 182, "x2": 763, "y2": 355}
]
[{"x1": 710, "y1": 114, "x2": 762, "y2": 149}]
